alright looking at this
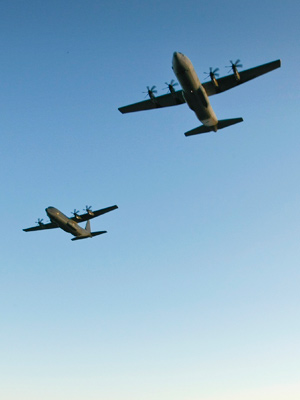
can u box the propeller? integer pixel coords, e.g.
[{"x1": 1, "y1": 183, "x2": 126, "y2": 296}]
[
  {"x1": 204, "y1": 67, "x2": 220, "y2": 79},
  {"x1": 71, "y1": 209, "x2": 81, "y2": 219},
  {"x1": 226, "y1": 59, "x2": 243, "y2": 73},
  {"x1": 143, "y1": 85, "x2": 157, "y2": 99},
  {"x1": 204, "y1": 67, "x2": 219, "y2": 80},
  {"x1": 163, "y1": 79, "x2": 178, "y2": 93},
  {"x1": 84, "y1": 205, "x2": 94, "y2": 215},
  {"x1": 35, "y1": 218, "x2": 44, "y2": 226}
]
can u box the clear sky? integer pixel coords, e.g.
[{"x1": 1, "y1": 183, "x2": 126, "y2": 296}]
[{"x1": 0, "y1": 1, "x2": 299, "y2": 399}]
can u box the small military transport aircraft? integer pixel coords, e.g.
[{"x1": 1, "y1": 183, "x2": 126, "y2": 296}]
[
  {"x1": 23, "y1": 205, "x2": 118, "y2": 241},
  {"x1": 118, "y1": 52, "x2": 281, "y2": 136}
]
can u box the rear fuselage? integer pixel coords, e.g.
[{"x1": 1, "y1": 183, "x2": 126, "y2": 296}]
[
  {"x1": 46, "y1": 207, "x2": 91, "y2": 238},
  {"x1": 172, "y1": 52, "x2": 218, "y2": 130}
]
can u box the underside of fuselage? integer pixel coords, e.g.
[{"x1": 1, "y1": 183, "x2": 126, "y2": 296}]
[
  {"x1": 118, "y1": 52, "x2": 280, "y2": 136},
  {"x1": 182, "y1": 90, "x2": 218, "y2": 130},
  {"x1": 172, "y1": 52, "x2": 218, "y2": 130}
]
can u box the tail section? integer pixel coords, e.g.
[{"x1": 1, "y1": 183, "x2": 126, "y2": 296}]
[
  {"x1": 184, "y1": 117, "x2": 243, "y2": 136},
  {"x1": 85, "y1": 220, "x2": 107, "y2": 237},
  {"x1": 71, "y1": 220, "x2": 107, "y2": 241}
]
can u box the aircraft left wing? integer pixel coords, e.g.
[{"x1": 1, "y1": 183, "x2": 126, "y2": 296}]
[
  {"x1": 203, "y1": 59, "x2": 281, "y2": 96},
  {"x1": 118, "y1": 91, "x2": 185, "y2": 114},
  {"x1": 70, "y1": 205, "x2": 118, "y2": 222},
  {"x1": 23, "y1": 222, "x2": 57, "y2": 232}
]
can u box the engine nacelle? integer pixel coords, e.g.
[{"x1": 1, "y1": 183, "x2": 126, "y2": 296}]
[{"x1": 210, "y1": 72, "x2": 219, "y2": 88}]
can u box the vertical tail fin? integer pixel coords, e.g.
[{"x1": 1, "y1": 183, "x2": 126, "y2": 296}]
[{"x1": 85, "y1": 220, "x2": 91, "y2": 233}]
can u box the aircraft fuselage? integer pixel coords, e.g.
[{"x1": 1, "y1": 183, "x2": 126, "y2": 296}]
[
  {"x1": 172, "y1": 52, "x2": 218, "y2": 131},
  {"x1": 46, "y1": 206, "x2": 91, "y2": 238}
]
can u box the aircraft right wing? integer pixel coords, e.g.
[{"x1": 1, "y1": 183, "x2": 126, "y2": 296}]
[
  {"x1": 203, "y1": 59, "x2": 281, "y2": 96},
  {"x1": 70, "y1": 205, "x2": 118, "y2": 222},
  {"x1": 23, "y1": 222, "x2": 57, "y2": 232},
  {"x1": 118, "y1": 91, "x2": 185, "y2": 114}
]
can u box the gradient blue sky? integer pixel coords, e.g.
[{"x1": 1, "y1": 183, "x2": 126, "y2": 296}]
[{"x1": 1, "y1": 1, "x2": 300, "y2": 399}]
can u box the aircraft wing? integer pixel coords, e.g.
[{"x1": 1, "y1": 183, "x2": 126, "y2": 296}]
[
  {"x1": 70, "y1": 205, "x2": 118, "y2": 222},
  {"x1": 203, "y1": 59, "x2": 281, "y2": 96},
  {"x1": 118, "y1": 91, "x2": 185, "y2": 114},
  {"x1": 23, "y1": 222, "x2": 57, "y2": 232}
]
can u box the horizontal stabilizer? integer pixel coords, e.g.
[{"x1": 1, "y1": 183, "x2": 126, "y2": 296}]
[
  {"x1": 218, "y1": 118, "x2": 243, "y2": 129},
  {"x1": 184, "y1": 118, "x2": 243, "y2": 136},
  {"x1": 91, "y1": 230, "x2": 107, "y2": 237},
  {"x1": 71, "y1": 236, "x2": 88, "y2": 241},
  {"x1": 185, "y1": 125, "x2": 212, "y2": 136},
  {"x1": 71, "y1": 231, "x2": 107, "y2": 241}
]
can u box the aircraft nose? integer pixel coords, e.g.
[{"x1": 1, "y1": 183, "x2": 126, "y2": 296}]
[
  {"x1": 173, "y1": 51, "x2": 184, "y2": 59},
  {"x1": 173, "y1": 51, "x2": 179, "y2": 62},
  {"x1": 172, "y1": 51, "x2": 184, "y2": 72},
  {"x1": 172, "y1": 52, "x2": 179, "y2": 68},
  {"x1": 45, "y1": 206, "x2": 53, "y2": 215}
]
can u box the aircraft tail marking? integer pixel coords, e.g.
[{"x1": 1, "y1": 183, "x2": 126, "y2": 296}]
[{"x1": 185, "y1": 117, "x2": 243, "y2": 136}]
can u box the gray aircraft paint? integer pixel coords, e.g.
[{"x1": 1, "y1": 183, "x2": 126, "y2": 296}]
[
  {"x1": 46, "y1": 207, "x2": 93, "y2": 239},
  {"x1": 118, "y1": 53, "x2": 281, "y2": 136},
  {"x1": 172, "y1": 52, "x2": 218, "y2": 129},
  {"x1": 23, "y1": 204, "x2": 118, "y2": 241}
]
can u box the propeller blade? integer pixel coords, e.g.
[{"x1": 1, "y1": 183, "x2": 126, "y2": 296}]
[
  {"x1": 169, "y1": 79, "x2": 177, "y2": 86},
  {"x1": 163, "y1": 80, "x2": 178, "y2": 92},
  {"x1": 204, "y1": 67, "x2": 220, "y2": 79},
  {"x1": 71, "y1": 209, "x2": 80, "y2": 217},
  {"x1": 143, "y1": 86, "x2": 157, "y2": 98}
]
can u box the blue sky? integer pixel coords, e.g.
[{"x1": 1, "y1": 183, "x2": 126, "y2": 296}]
[{"x1": 0, "y1": 1, "x2": 300, "y2": 399}]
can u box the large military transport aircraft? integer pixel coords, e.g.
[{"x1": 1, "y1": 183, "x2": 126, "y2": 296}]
[
  {"x1": 23, "y1": 205, "x2": 118, "y2": 241},
  {"x1": 119, "y1": 52, "x2": 281, "y2": 136}
]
